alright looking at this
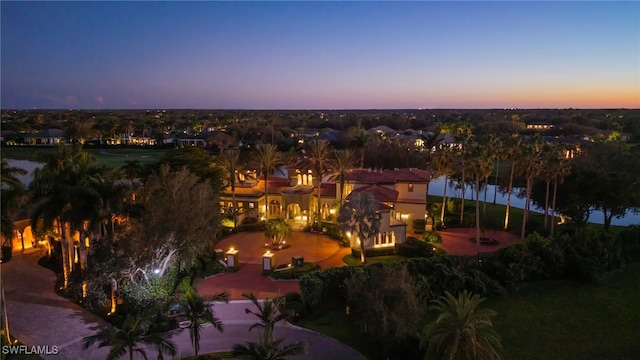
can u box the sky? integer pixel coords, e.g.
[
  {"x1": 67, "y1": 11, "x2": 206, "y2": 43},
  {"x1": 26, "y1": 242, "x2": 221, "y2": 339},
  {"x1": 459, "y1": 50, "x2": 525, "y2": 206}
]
[{"x1": 1, "y1": 1, "x2": 638, "y2": 110}]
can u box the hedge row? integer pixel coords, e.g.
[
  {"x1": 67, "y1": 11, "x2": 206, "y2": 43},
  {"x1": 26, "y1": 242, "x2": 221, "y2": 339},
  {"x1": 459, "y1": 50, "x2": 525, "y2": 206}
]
[{"x1": 300, "y1": 228, "x2": 630, "y2": 306}]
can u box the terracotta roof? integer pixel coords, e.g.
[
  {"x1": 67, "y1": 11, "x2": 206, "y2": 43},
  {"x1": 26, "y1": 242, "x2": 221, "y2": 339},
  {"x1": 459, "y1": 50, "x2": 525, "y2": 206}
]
[
  {"x1": 348, "y1": 184, "x2": 398, "y2": 203},
  {"x1": 345, "y1": 168, "x2": 430, "y2": 184},
  {"x1": 223, "y1": 178, "x2": 290, "y2": 197},
  {"x1": 319, "y1": 183, "x2": 336, "y2": 197}
]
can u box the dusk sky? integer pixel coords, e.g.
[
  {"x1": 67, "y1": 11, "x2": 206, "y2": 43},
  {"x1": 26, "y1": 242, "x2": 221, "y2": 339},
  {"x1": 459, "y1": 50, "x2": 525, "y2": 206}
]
[{"x1": 1, "y1": 1, "x2": 638, "y2": 110}]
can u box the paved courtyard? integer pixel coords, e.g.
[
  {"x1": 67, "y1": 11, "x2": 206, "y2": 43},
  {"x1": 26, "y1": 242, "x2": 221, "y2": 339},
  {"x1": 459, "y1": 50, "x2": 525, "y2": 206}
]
[
  {"x1": 198, "y1": 228, "x2": 519, "y2": 300},
  {"x1": 197, "y1": 231, "x2": 350, "y2": 300}
]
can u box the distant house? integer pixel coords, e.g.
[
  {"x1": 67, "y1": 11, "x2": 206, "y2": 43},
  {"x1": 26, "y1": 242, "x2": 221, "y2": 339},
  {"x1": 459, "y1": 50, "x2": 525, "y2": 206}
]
[
  {"x1": 526, "y1": 122, "x2": 554, "y2": 130},
  {"x1": 176, "y1": 138, "x2": 206, "y2": 147},
  {"x1": 25, "y1": 128, "x2": 66, "y2": 145}
]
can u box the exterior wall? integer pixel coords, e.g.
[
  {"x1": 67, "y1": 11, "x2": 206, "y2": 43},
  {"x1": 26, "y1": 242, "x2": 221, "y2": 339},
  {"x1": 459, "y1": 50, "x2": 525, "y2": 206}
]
[
  {"x1": 394, "y1": 202, "x2": 426, "y2": 224},
  {"x1": 346, "y1": 210, "x2": 407, "y2": 250},
  {"x1": 394, "y1": 181, "x2": 427, "y2": 203}
]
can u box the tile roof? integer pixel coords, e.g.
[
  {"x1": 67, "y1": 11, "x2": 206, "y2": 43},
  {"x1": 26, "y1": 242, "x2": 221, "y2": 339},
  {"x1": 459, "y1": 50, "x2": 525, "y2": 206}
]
[
  {"x1": 344, "y1": 168, "x2": 430, "y2": 184},
  {"x1": 348, "y1": 184, "x2": 398, "y2": 203}
]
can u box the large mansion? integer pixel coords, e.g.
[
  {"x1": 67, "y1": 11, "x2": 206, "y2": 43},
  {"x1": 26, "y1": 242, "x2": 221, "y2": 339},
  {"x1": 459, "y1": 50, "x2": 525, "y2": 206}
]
[{"x1": 219, "y1": 160, "x2": 434, "y2": 250}]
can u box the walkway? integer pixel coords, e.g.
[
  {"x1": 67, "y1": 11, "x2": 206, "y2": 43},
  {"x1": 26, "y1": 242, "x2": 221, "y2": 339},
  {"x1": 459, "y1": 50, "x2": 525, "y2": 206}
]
[{"x1": 436, "y1": 227, "x2": 520, "y2": 255}]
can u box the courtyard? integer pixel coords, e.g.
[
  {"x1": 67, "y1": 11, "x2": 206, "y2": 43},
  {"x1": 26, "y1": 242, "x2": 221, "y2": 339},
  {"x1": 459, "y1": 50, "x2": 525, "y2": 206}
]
[{"x1": 197, "y1": 227, "x2": 520, "y2": 300}]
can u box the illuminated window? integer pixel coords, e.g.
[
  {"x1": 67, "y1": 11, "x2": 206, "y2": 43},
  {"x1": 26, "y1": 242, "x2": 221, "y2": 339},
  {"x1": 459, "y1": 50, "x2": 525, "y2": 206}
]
[
  {"x1": 237, "y1": 202, "x2": 243, "y2": 208},
  {"x1": 249, "y1": 202, "x2": 255, "y2": 209},
  {"x1": 408, "y1": 183, "x2": 414, "y2": 192}
]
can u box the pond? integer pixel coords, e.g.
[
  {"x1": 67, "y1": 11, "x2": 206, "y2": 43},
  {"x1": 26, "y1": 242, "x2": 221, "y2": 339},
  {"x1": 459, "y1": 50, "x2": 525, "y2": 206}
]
[{"x1": 428, "y1": 176, "x2": 639, "y2": 227}]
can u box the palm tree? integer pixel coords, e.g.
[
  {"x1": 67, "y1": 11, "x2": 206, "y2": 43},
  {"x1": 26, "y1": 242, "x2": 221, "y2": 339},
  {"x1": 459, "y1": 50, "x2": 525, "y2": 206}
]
[
  {"x1": 337, "y1": 192, "x2": 381, "y2": 263},
  {"x1": 351, "y1": 127, "x2": 368, "y2": 168},
  {"x1": 1, "y1": 160, "x2": 27, "y2": 245},
  {"x1": 254, "y1": 144, "x2": 283, "y2": 220},
  {"x1": 216, "y1": 149, "x2": 241, "y2": 226},
  {"x1": 329, "y1": 149, "x2": 356, "y2": 203},
  {"x1": 179, "y1": 287, "x2": 229, "y2": 356},
  {"x1": 455, "y1": 130, "x2": 474, "y2": 224},
  {"x1": 502, "y1": 135, "x2": 522, "y2": 231},
  {"x1": 242, "y1": 292, "x2": 290, "y2": 343},
  {"x1": 232, "y1": 333, "x2": 307, "y2": 360},
  {"x1": 30, "y1": 144, "x2": 98, "y2": 288},
  {"x1": 121, "y1": 160, "x2": 144, "y2": 203},
  {"x1": 307, "y1": 139, "x2": 331, "y2": 227},
  {"x1": 519, "y1": 136, "x2": 544, "y2": 241},
  {"x1": 420, "y1": 290, "x2": 502, "y2": 360},
  {"x1": 468, "y1": 146, "x2": 493, "y2": 254},
  {"x1": 419, "y1": 133, "x2": 443, "y2": 218},
  {"x1": 82, "y1": 316, "x2": 177, "y2": 360},
  {"x1": 489, "y1": 135, "x2": 505, "y2": 205},
  {"x1": 550, "y1": 154, "x2": 571, "y2": 238},
  {"x1": 434, "y1": 147, "x2": 455, "y2": 225},
  {"x1": 233, "y1": 292, "x2": 307, "y2": 360}
]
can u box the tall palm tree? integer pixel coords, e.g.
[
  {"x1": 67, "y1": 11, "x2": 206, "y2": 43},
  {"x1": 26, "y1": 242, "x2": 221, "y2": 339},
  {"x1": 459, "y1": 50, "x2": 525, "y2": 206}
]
[
  {"x1": 254, "y1": 144, "x2": 283, "y2": 220},
  {"x1": 502, "y1": 135, "x2": 522, "y2": 230},
  {"x1": 434, "y1": 147, "x2": 455, "y2": 225},
  {"x1": 216, "y1": 149, "x2": 241, "y2": 226},
  {"x1": 179, "y1": 287, "x2": 229, "y2": 356},
  {"x1": 337, "y1": 192, "x2": 381, "y2": 263},
  {"x1": 121, "y1": 160, "x2": 144, "y2": 203},
  {"x1": 468, "y1": 146, "x2": 494, "y2": 254},
  {"x1": 308, "y1": 139, "x2": 331, "y2": 227},
  {"x1": 489, "y1": 135, "x2": 505, "y2": 205},
  {"x1": 541, "y1": 144, "x2": 562, "y2": 229},
  {"x1": 30, "y1": 144, "x2": 98, "y2": 288},
  {"x1": 351, "y1": 127, "x2": 368, "y2": 168},
  {"x1": 1, "y1": 160, "x2": 27, "y2": 244},
  {"x1": 82, "y1": 316, "x2": 177, "y2": 360},
  {"x1": 419, "y1": 133, "x2": 443, "y2": 218},
  {"x1": 329, "y1": 149, "x2": 356, "y2": 203},
  {"x1": 550, "y1": 154, "x2": 571, "y2": 238},
  {"x1": 455, "y1": 131, "x2": 474, "y2": 224},
  {"x1": 420, "y1": 290, "x2": 502, "y2": 360},
  {"x1": 519, "y1": 136, "x2": 544, "y2": 241}
]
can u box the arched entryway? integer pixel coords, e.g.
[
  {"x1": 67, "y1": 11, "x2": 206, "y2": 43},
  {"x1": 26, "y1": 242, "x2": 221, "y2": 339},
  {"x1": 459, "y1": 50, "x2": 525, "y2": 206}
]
[
  {"x1": 286, "y1": 203, "x2": 302, "y2": 220},
  {"x1": 268, "y1": 200, "x2": 281, "y2": 218}
]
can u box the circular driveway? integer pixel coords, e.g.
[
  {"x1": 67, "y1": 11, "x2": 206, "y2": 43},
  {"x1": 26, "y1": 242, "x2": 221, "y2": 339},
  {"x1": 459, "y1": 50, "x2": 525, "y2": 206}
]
[{"x1": 216, "y1": 230, "x2": 342, "y2": 265}]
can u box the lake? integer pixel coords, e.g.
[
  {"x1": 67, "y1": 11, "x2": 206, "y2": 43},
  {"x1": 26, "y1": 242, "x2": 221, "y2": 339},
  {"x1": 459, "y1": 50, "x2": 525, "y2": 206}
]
[{"x1": 428, "y1": 176, "x2": 639, "y2": 227}]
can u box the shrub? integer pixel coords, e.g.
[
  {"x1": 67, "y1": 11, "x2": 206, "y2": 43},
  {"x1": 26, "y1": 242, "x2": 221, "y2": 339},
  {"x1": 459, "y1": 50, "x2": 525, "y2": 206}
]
[
  {"x1": 270, "y1": 263, "x2": 320, "y2": 280},
  {"x1": 412, "y1": 219, "x2": 426, "y2": 234},
  {"x1": 396, "y1": 237, "x2": 436, "y2": 258},
  {"x1": 421, "y1": 231, "x2": 443, "y2": 245},
  {"x1": 299, "y1": 266, "x2": 364, "y2": 306},
  {"x1": 351, "y1": 246, "x2": 396, "y2": 259}
]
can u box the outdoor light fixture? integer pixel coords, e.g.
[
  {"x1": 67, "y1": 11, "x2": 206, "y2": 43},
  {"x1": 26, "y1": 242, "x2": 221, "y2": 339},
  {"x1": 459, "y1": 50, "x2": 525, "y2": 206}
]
[
  {"x1": 153, "y1": 268, "x2": 160, "y2": 274},
  {"x1": 230, "y1": 247, "x2": 235, "y2": 252}
]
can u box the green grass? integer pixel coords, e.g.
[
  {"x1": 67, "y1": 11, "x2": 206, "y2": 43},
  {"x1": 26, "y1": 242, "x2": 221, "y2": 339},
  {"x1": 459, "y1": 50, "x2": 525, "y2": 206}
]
[
  {"x1": 298, "y1": 303, "x2": 374, "y2": 360},
  {"x1": 342, "y1": 254, "x2": 405, "y2": 266},
  {"x1": 1, "y1": 145, "x2": 167, "y2": 168},
  {"x1": 487, "y1": 263, "x2": 640, "y2": 360},
  {"x1": 299, "y1": 264, "x2": 640, "y2": 360}
]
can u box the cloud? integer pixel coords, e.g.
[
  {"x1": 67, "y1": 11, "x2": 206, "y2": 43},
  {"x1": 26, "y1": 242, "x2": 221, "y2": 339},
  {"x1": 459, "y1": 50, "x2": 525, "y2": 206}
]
[
  {"x1": 41, "y1": 94, "x2": 78, "y2": 106},
  {"x1": 94, "y1": 96, "x2": 104, "y2": 105}
]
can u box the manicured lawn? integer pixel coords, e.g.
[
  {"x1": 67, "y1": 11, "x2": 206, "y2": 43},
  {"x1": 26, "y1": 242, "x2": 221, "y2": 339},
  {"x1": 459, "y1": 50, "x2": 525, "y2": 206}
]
[
  {"x1": 299, "y1": 263, "x2": 640, "y2": 360},
  {"x1": 342, "y1": 254, "x2": 405, "y2": 266},
  {"x1": 487, "y1": 263, "x2": 640, "y2": 360},
  {"x1": 1, "y1": 145, "x2": 167, "y2": 168},
  {"x1": 298, "y1": 303, "x2": 374, "y2": 360}
]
